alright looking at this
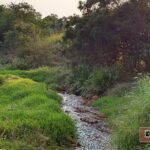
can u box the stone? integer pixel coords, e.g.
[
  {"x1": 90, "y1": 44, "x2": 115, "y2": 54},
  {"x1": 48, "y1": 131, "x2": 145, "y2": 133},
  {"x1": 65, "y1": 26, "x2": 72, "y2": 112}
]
[
  {"x1": 80, "y1": 117, "x2": 98, "y2": 124},
  {"x1": 75, "y1": 107, "x2": 89, "y2": 113}
]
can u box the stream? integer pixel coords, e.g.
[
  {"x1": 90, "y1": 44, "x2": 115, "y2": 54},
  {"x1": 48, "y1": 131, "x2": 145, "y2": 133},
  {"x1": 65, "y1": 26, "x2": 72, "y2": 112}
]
[{"x1": 60, "y1": 93, "x2": 114, "y2": 150}]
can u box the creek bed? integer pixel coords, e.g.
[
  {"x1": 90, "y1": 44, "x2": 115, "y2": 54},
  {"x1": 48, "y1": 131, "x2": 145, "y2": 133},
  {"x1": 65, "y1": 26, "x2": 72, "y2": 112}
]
[{"x1": 60, "y1": 93, "x2": 114, "y2": 150}]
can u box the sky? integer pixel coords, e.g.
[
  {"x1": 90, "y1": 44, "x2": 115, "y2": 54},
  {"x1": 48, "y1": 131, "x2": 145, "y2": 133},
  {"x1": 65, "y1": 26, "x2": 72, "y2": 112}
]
[{"x1": 0, "y1": 0, "x2": 82, "y2": 18}]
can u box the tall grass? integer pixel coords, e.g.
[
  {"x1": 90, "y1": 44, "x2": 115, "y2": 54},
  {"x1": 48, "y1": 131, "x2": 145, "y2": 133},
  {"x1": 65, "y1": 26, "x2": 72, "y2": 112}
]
[
  {"x1": 81, "y1": 68, "x2": 118, "y2": 97},
  {"x1": 67, "y1": 66, "x2": 118, "y2": 97},
  {"x1": 0, "y1": 66, "x2": 118, "y2": 98},
  {"x1": 67, "y1": 65, "x2": 91, "y2": 95},
  {"x1": 93, "y1": 76, "x2": 150, "y2": 150},
  {"x1": 0, "y1": 75, "x2": 76, "y2": 149}
]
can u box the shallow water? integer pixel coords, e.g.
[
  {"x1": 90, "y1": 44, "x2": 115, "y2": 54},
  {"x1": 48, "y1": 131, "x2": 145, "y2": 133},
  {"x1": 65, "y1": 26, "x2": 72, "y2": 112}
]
[{"x1": 60, "y1": 93, "x2": 114, "y2": 150}]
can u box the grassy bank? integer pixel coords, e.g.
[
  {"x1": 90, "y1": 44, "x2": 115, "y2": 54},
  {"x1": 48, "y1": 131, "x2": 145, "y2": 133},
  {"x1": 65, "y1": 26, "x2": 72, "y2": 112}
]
[
  {"x1": 0, "y1": 66, "x2": 118, "y2": 98},
  {"x1": 0, "y1": 67, "x2": 69, "y2": 91},
  {"x1": 1, "y1": 67, "x2": 149, "y2": 149},
  {"x1": 93, "y1": 76, "x2": 150, "y2": 150},
  {"x1": 0, "y1": 75, "x2": 76, "y2": 149}
]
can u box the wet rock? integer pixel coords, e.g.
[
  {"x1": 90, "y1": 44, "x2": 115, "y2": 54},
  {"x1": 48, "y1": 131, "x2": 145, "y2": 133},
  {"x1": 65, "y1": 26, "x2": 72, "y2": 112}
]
[
  {"x1": 94, "y1": 112, "x2": 107, "y2": 119},
  {"x1": 75, "y1": 107, "x2": 89, "y2": 113},
  {"x1": 80, "y1": 117, "x2": 99, "y2": 124},
  {"x1": 65, "y1": 110, "x2": 70, "y2": 113},
  {"x1": 83, "y1": 95, "x2": 99, "y2": 106},
  {"x1": 92, "y1": 95, "x2": 99, "y2": 100},
  {"x1": 71, "y1": 142, "x2": 81, "y2": 148},
  {"x1": 97, "y1": 126, "x2": 111, "y2": 134},
  {"x1": 76, "y1": 142, "x2": 81, "y2": 147}
]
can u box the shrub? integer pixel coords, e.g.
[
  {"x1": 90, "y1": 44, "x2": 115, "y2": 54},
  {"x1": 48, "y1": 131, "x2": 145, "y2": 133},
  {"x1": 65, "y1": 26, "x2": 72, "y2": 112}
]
[{"x1": 8, "y1": 58, "x2": 31, "y2": 70}]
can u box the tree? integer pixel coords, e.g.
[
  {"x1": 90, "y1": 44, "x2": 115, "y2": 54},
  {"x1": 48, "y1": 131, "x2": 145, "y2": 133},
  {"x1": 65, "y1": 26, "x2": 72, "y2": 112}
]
[
  {"x1": 0, "y1": 2, "x2": 65, "y2": 68},
  {"x1": 9, "y1": 2, "x2": 41, "y2": 23},
  {"x1": 41, "y1": 14, "x2": 66, "y2": 35},
  {"x1": 64, "y1": 0, "x2": 150, "y2": 72}
]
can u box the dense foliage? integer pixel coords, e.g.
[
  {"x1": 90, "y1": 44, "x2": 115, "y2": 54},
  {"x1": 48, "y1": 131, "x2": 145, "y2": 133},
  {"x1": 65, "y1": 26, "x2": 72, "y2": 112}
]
[
  {"x1": 65, "y1": 0, "x2": 150, "y2": 72},
  {"x1": 1, "y1": 0, "x2": 150, "y2": 73},
  {"x1": 66, "y1": 65, "x2": 118, "y2": 97},
  {"x1": 0, "y1": 3, "x2": 65, "y2": 69}
]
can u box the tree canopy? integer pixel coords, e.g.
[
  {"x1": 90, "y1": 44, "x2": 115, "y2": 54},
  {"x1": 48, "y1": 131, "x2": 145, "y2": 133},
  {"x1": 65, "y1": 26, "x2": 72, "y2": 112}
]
[
  {"x1": 0, "y1": 0, "x2": 150, "y2": 72},
  {"x1": 0, "y1": 2, "x2": 66, "y2": 69},
  {"x1": 64, "y1": 0, "x2": 150, "y2": 72}
]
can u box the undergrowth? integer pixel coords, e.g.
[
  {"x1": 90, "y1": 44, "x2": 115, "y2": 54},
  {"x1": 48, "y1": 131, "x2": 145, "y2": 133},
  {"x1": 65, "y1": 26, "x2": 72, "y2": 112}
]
[{"x1": 67, "y1": 66, "x2": 118, "y2": 97}]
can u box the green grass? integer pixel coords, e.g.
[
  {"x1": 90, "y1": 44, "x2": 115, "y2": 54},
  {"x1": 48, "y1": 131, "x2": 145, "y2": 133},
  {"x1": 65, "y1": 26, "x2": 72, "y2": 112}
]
[
  {"x1": 93, "y1": 96, "x2": 125, "y2": 117},
  {"x1": 67, "y1": 66, "x2": 118, "y2": 97},
  {"x1": 0, "y1": 75, "x2": 76, "y2": 149},
  {"x1": 81, "y1": 67, "x2": 118, "y2": 97},
  {"x1": 93, "y1": 76, "x2": 150, "y2": 150},
  {"x1": 0, "y1": 66, "x2": 118, "y2": 98},
  {"x1": 0, "y1": 67, "x2": 69, "y2": 90}
]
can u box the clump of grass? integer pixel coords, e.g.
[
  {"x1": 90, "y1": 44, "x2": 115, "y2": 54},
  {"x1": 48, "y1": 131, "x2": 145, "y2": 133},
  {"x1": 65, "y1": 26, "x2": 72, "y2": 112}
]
[
  {"x1": 93, "y1": 96, "x2": 125, "y2": 117},
  {"x1": 67, "y1": 65, "x2": 91, "y2": 95},
  {"x1": 93, "y1": 76, "x2": 150, "y2": 150},
  {"x1": 0, "y1": 76, "x2": 76, "y2": 149},
  {"x1": 81, "y1": 68, "x2": 118, "y2": 97},
  {"x1": 0, "y1": 75, "x2": 6, "y2": 85},
  {"x1": 25, "y1": 67, "x2": 70, "y2": 90}
]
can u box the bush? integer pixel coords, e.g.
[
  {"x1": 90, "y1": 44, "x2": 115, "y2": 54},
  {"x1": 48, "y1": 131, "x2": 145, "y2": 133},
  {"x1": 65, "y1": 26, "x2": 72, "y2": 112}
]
[
  {"x1": 7, "y1": 58, "x2": 31, "y2": 70},
  {"x1": 93, "y1": 76, "x2": 150, "y2": 150}
]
